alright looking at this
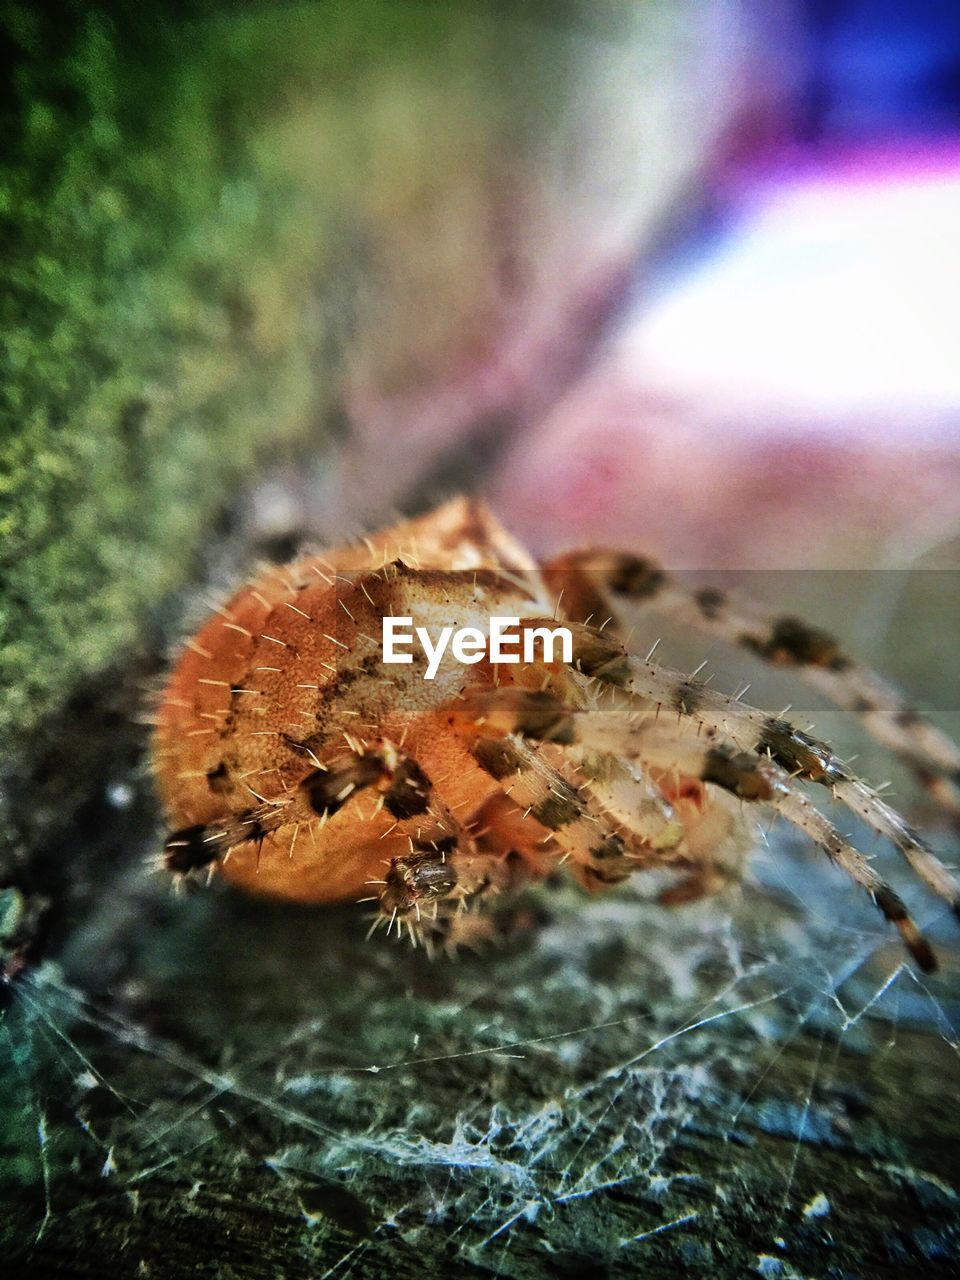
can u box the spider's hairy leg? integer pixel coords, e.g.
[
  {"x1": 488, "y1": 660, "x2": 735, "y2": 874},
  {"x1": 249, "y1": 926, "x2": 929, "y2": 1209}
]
[
  {"x1": 162, "y1": 742, "x2": 424, "y2": 876},
  {"x1": 371, "y1": 829, "x2": 461, "y2": 947},
  {"x1": 369, "y1": 824, "x2": 530, "y2": 953},
  {"x1": 162, "y1": 733, "x2": 510, "y2": 948},
  {"x1": 542, "y1": 549, "x2": 960, "y2": 815},
  {"x1": 571, "y1": 748, "x2": 688, "y2": 854},
  {"x1": 598, "y1": 721, "x2": 940, "y2": 972},
  {"x1": 518, "y1": 618, "x2": 960, "y2": 925},
  {"x1": 569, "y1": 743, "x2": 751, "y2": 906},
  {"x1": 468, "y1": 733, "x2": 681, "y2": 889},
  {"x1": 456, "y1": 686, "x2": 940, "y2": 972}
]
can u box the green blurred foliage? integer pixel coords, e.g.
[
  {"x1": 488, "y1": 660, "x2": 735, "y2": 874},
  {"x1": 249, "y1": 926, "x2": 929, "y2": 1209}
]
[{"x1": 0, "y1": 0, "x2": 513, "y2": 751}]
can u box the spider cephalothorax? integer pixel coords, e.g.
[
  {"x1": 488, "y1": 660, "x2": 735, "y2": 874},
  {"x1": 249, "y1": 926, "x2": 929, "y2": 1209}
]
[{"x1": 153, "y1": 498, "x2": 960, "y2": 968}]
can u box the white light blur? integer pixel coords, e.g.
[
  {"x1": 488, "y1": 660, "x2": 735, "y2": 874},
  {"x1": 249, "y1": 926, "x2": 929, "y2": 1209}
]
[{"x1": 627, "y1": 156, "x2": 960, "y2": 440}]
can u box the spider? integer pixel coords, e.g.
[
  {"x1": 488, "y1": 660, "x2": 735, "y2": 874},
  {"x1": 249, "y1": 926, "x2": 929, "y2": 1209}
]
[{"x1": 153, "y1": 497, "x2": 960, "y2": 969}]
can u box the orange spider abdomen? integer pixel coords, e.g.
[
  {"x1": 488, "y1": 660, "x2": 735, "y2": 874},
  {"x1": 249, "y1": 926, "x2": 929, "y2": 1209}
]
[{"x1": 152, "y1": 501, "x2": 546, "y2": 906}]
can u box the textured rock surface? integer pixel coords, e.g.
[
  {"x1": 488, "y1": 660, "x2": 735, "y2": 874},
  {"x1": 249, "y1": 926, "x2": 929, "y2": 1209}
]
[{"x1": 3, "y1": 807, "x2": 958, "y2": 1277}]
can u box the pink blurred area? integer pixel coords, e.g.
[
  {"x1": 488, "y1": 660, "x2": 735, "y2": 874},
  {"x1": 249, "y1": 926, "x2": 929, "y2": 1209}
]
[
  {"x1": 489, "y1": 143, "x2": 960, "y2": 569},
  {"x1": 286, "y1": 0, "x2": 790, "y2": 547}
]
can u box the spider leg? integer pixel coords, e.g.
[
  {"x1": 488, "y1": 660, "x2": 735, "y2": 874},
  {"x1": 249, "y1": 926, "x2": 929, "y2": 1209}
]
[
  {"x1": 542, "y1": 549, "x2": 960, "y2": 815},
  {"x1": 378, "y1": 727, "x2": 684, "y2": 946},
  {"x1": 516, "y1": 618, "x2": 960, "y2": 925},
  {"x1": 468, "y1": 732, "x2": 682, "y2": 889},
  {"x1": 368, "y1": 819, "x2": 533, "y2": 953},
  {"x1": 621, "y1": 723, "x2": 939, "y2": 973},
  {"x1": 162, "y1": 741, "x2": 432, "y2": 875},
  {"x1": 163, "y1": 731, "x2": 526, "y2": 951},
  {"x1": 567, "y1": 741, "x2": 752, "y2": 906},
  {"x1": 458, "y1": 684, "x2": 940, "y2": 971},
  {"x1": 568, "y1": 746, "x2": 688, "y2": 856}
]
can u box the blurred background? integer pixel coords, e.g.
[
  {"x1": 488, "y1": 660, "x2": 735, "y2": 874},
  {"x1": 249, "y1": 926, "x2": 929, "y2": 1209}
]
[
  {"x1": 270, "y1": 0, "x2": 960, "y2": 574},
  {"x1": 3, "y1": 2, "x2": 960, "y2": 1275}
]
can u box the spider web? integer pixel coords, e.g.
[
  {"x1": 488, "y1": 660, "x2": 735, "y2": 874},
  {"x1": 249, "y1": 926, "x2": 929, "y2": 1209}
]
[{"x1": 2, "y1": 574, "x2": 959, "y2": 1278}]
